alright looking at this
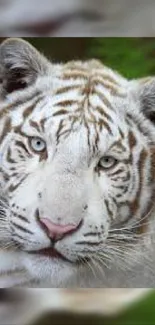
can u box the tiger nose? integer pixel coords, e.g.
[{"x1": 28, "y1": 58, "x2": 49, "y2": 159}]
[{"x1": 40, "y1": 218, "x2": 79, "y2": 241}]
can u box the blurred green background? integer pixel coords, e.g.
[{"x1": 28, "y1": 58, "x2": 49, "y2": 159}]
[
  {"x1": 1, "y1": 37, "x2": 155, "y2": 325},
  {"x1": 25, "y1": 38, "x2": 155, "y2": 79},
  {"x1": 1, "y1": 37, "x2": 155, "y2": 78}
]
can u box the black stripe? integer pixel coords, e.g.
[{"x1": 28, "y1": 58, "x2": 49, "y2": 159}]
[
  {"x1": 11, "y1": 221, "x2": 33, "y2": 235},
  {"x1": 15, "y1": 140, "x2": 30, "y2": 156},
  {"x1": 13, "y1": 213, "x2": 30, "y2": 224},
  {"x1": 83, "y1": 232, "x2": 101, "y2": 237},
  {"x1": 76, "y1": 241, "x2": 103, "y2": 246}
]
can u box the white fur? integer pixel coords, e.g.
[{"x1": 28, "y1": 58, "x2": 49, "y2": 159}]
[{"x1": 0, "y1": 39, "x2": 155, "y2": 288}]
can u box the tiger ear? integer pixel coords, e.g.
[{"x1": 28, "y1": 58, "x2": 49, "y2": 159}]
[
  {"x1": 133, "y1": 77, "x2": 155, "y2": 124},
  {"x1": 0, "y1": 38, "x2": 50, "y2": 96}
]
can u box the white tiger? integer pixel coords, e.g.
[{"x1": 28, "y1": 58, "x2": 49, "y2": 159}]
[{"x1": 0, "y1": 38, "x2": 155, "y2": 288}]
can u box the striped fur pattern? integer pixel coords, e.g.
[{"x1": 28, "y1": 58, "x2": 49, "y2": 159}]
[{"x1": 0, "y1": 39, "x2": 155, "y2": 287}]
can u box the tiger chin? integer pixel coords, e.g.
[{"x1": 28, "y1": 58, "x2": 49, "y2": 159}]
[{"x1": 0, "y1": 38, "x2": 155, "y2": 288}]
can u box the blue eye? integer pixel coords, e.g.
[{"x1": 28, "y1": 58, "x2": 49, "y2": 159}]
[
  {"x1": 98, "y1": 156, "x2": 118, "y2": 170},
  {"x1": 30, "y1": 137, "x2": 46, "y2": 153}
]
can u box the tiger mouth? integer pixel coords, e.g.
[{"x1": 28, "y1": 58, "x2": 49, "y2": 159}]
[
  {"x1": 28, "y1": 247, "x2": 88, "y2": 266},
  {"x1": 29, "y1": 247, "x2": 66, "y2": 259},
  {"x1": 28, "y1": 247, "x2": 75, "y2": 264}
]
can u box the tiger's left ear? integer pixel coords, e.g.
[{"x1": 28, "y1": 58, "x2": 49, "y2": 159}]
[
  {"x1": 132, "y1": 77, "x2": 155, "y2": 124},
  {"x1": 0, "y1": 38, "x2": 50, "y2": 97}
]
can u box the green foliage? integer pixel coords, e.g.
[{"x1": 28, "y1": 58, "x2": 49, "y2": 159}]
[
  {"x1": 104, "y1": 291, "x2": 155, "y2": 325},
  {"x1": 88, "y1": 38, "x2": 155, "y2": 79}
]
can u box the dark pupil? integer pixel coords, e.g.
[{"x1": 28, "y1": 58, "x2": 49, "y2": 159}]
[{"x1": 37, "y1": 141, "x2": 41, "y2": 146}]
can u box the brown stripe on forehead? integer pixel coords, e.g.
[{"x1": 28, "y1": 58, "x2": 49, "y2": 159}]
[
  {"x1": 54, "y1": 100, "x2": 78, "y2": 107},
  {"x1": 93, "y1": 79, "x2": 127, "y2": 98},
  {"x1": 81, "y1": 81, "x2": 92, "y2": 96},
  {"x1": 55, "y1": 85, "x2": 81, "y2": 95},
  {"x1": 39, "y1": 116, "x2": 50, "y2": 132},
  {"x1": 97, "y1": 73, "x2": 121, "y2": 85},
  {"x1": 29, "y1": 120, "x2": 41, "y2": 133},
  {"x1": 129, "y1": 149, "x2": 148, "y2": 216},
  {"x1": 55, "y1": 119, "x2": 65, "y2": 145},
  {"x1": 95, "y1": 90, "x2": 114, "y2": 111},
  {"x1": 12, "y1": 91, "x2": 42, "y2": 109},
  {"x1": 62, "y1": 72, "x2": 88, "y2": 81},
  {"x1": 53, "y1": 109, "x2": 69, "y2": 117},
  {"x1": 98, "y1": 118, "x2": 112, "y2": 134},
  {"x1": 95, "y1": 106, "x2": 113, "y2": 122},
  {"x1": 84, "y1": 120, "x2": 91, "y2": 149},
  {"x1": 0, "y1": 91, "x2": 43, "y2": 119},
  {"x1": 86, "y1": 98, "x2": 97, "y2": 123},
  {"x1": 91, "y1": 123, "x2": 99, "y2": 153},
  {"x1": 14, "y1": 123, "x2": 42, "y2": 138},
  {"x1": 22, "y1": 97, "x2": 44, "y2": 119},
  {"x1": 0, "y1": 117, "x2": 11, "y2": 143},
  {"x1": 13, "y1": 124, "x2": 28, "y2": 138}
]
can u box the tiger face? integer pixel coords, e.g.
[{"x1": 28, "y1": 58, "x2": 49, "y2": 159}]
[{"x1": 0, "y1": 38, "x2": 155, "y2": 287}]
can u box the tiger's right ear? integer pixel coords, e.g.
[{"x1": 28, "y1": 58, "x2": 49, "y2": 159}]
[{"x1": 0, "y1": 38, "x2": 50, "y2": 97}]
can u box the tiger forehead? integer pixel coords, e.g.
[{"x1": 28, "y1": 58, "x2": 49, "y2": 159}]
[
  {"x1": 49, "y1": 62, "x2": 127, "y2": 126},
  {"x1": 52, "y1": 62, "x2": 128, "y2": 111},
  {"x1": 25, "y1": 63, "x2": 128, "y2": 142},
  {"x1": 8, "y1": 61, "x2": 128, "y2": 142},
  {"x1": 60, "y1": 60, "x2": 127, "y2": 90}
]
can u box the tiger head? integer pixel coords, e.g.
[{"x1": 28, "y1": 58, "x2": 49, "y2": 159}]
[{"x1": 0, "y1": 38, "x2": 155, "y2": 286}]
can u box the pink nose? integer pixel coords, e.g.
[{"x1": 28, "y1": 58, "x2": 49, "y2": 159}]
[{"x1": 40, "y1": 218, "x2": 78, "y2": 241}]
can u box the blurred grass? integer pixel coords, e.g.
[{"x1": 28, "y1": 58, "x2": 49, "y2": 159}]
[
  {"x1": 88, "y1": 38, "x2": 155, "y2": 79},
  {"x1": 109, "y1": 291, "x2": 155, "y2": 325},
  {"x1": 24, "y1": 37, "x2": 155, "y2": 80},
  {"x1": 1, "y1": 38, "x2": 155, "y2": 80}
]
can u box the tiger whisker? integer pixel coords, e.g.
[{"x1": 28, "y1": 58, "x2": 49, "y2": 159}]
[
  {"x1": 110, "y1": 206, "x2": 155, "y2": 233},
  {"x1": 90, "y1": 255, "x2": 106, "y2": 276}
]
